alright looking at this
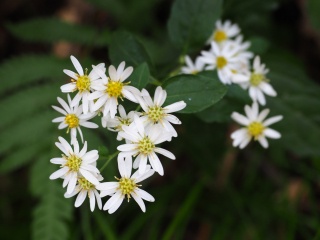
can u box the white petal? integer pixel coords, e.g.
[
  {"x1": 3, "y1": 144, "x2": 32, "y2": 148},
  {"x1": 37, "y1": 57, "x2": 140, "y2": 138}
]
[
  {"x1": 80, "y1": 121, "x2": 99, "y2": 128},
  {"x1": 117, "y1": 144, "x2": 137, "y2": 152},
  {"x1": 52, "y1": 106, "x2": 68, "y2": 116},
  {"x1": 71, "y1": 55, "x2": 84, "y2": 76},
  {"x1": 131, "y1": 192, "x2": 146, "y2": 212},
  {"x1": 50, "y1": 158, "x2": 65, "y2": 164},
  {"x1": 75, "y1": 190, "x2": 87, "y2": 207},
  {"x1": 49, "y1": 166, "x2": 69, "y2": 179},
  {"x1": 108, "y1": 195, "x2": 124, "y2": 214},
  {"x1": 231, "y1": 112, "x2": 250, "y2": 126},
  {"x1": 239, "y1": 136, "x2": 251, "y2": 149},
  {"x1": 164, "y1": 101, "x2": 186, "y2": 113},
  {"x1": 154, "y1": 148, "x2": 175, "y2": 160},
  {"x1": 67, "y1": 172, "x2": 78, "y2": 194},
  {"x1": 103, "y1": 191, "x2": 122, "y2": 211},
  {"x1": 138, "y1": 154, "x2": 148, "y2": 175},
  {"x1": 80, "y1": 169, "x2": 99, "y2": 185},
  {"x1": 149, "y1": 152, "x2": 164, "y2": 176},
  {"x1": 264, "y1": 128, "x2": 281, "y2": 139},
  {"x1": 257, "y1": 136, "x2": 269, "y2": 148},
  {"x1": 96, "y1": 182, "x2": 118, "y2": 191},
  {"x1": 117, "y1": 157, "x2": 127, "y2": 178},
  {"x1": 135, "y1": 188, "x2": 155, "y2": 202},
  {"x1": 134, "y1": 168, "x2": 155, "y2": 183},
  {"x1": 89, "y1": 190, "x2": 96, "y2": 211},
  {"x1": 263, "y1": 116, "x2": 283, "y2": 127},
  {"x1": 63, "y1": 69, "x2": 78, "y2": 79}
]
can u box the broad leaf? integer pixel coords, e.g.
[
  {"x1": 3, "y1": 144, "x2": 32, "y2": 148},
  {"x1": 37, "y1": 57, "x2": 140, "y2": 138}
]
[
  {"x1": 164, "y1": 71, "x2": 228, "y2": 113},
  {"x1": 167, "y1": 0, "x2": 222, "y2": 52},
  {"x1": 128, "y1": 62, "x2": 150, "y2": 89},
  {"x1": 109, "y1": 31, "x2": 152, "y2": 67}
]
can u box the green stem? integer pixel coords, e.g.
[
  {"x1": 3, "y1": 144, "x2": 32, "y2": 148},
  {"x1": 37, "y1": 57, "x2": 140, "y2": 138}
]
[{"x1": 100, "y1": 151, "x2": 119, "y2": 171}]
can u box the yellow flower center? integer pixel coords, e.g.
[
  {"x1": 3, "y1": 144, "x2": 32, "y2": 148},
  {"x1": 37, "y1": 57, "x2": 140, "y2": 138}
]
[
  {"x1": 216, "y1": 56, "x2": 227, "y2": 69},
  {"x1": 65, "y1": 114, "x2": 79, "y2": 128},
  {"x1": 138, "y1": 137, "x2": 155, "y2": 155},
  {"x1": 106, "y1": 80, "x2": 123, "y2": 98},
  {"x1": 148, "y1": 106, "x2": 164, "y2": 123},
  {"x1": 250, "y1": 73, "x2": 265, "y2": 86},
  {"x1": 247, "y1": 122, "x2": 265, "y2": 139},
  {"x1": 213, "y1": 30, "x2": 227, "y2": 42},
  {"x1": 118, "y1": 177, "x2": 136, "y2": 199},
  {"x1": 75, "y1": 75, "x2": 91, "y2": 92},
  {"x1": 115, "y1": 118, "x2": 132, "y2": 131},
  {"x1": 65, "y1": 154, "x2": 82, "y2": 172},
  {"x1": 78, "y1": 177, "x2": 95, "y2": 190}
]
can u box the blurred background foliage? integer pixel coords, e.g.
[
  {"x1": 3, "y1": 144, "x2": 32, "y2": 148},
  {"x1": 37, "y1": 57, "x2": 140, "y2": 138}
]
[{"x1": 0, "y1": 0, "x2": 320, "y2": 239}]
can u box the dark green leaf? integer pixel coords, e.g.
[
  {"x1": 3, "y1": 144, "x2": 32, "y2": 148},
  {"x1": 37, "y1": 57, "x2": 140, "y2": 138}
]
[
  {"x1": 167, "y1": 0, "x2": 222, "y2": 52},
  {"x1": 307, "y1": 0, "x2": 320, "y2": 32},
  {"x1": 164, "y1": 71, "x2": 228, "y2": 113},
  {"x1": 6, "y1": 17, "x2": 109, "y2": 46},
  {"x1": 109, "y1": 31, "x2": 152, "y2": 67},
  {"x1": 128, "y1": 62, "x2": 150, "y2": 89}
]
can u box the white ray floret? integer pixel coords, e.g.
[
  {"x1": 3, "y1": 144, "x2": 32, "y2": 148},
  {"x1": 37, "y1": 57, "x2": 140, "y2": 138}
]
[
  {"x1": 97, "y1": 157, "x2": 155, "y2": 214},
  {"x1": 64, "y1": 174, "x2": 103, "y2": 212},
  {"x1": 230, "y1": 102, "x2": 283, "y2": 149},
  {"x1": 49, "y1": 137, "x2": 100, "y2": 194},
  {"x1": 61, "y1": 55, "x2": 106, "y2": 114},
  {"x1": 199, "y1": 41, "x2": 247, "y2": 85},
  {"x1": 181, "y1": 55, "x2": 205, "y2": 75},
  {"x1": 137, "y1": 86, "x2": 186, "y2": 138},
  {"x1": 117, "y1": 115, "x2": 175, "y2": 176},
  {"x1": 233, "y1": 56, "x2": 277, "y2": 105},
  {"x1": 52, "y1": 94, "x2": 98, "y2": 145},
  {"x1": 101, "y1": 104, "x2": 139, "y2": 141},
  {"x1": 207, "y1": 19, "x2": 240, "y2": 44},
  {"x1": 88, "y1": 61, "x2": 141, "y2": 119}
]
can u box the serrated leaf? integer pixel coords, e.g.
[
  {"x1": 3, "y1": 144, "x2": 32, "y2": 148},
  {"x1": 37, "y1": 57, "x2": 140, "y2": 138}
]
[
  {"x1": 109, "y1": 31, "x2": 152, "y2": 67},
  {"x1": 30, "y1": 154, "x2": 73, "y2": 240},
  {"x1": 0, "y1": 55, "x2": 68, "y2": 95},
  {"x1": 167, "y1": 0, "x2": 222, "y2": 52},
  {"x1": 128, "y1": 62, "x2": 150, "y2": 89},
  {"x1": 164, "y1": 71, "x2": 228, "y2": 113},
  {"x1": 6, "y1": 17, "x2": 109, "y2": 46}
]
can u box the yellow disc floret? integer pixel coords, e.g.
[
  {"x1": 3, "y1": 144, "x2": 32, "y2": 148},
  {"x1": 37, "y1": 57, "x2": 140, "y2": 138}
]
[
  {"x1": 247, "y1": 121, "x2": 265, "y2": 139},
  {"x1": 147, "y1": 106, "x2": 164, "y2": 123},
  {"x1": 216, "y1": 56, "x2": 227, "y2": 69},
  {"x1": 138, "y1": 137, "x2": 155, "y2": 155},
  {"x1": 65, "y1": 154, "x2": 82, "y2": 172},
  {"x1": 250, "y1": 73, "x2": 265, "y2": 86},
  {"x1": 213, "y1": 30, "x2": 227, "y2": 42},
  {"x1": 106, "y1": 80, "x2": 123, "y2": 98},
  {"x1": 118, "y1": 177, "x2": 136, "y2": 199},
  {"x1": 78, "y1": 177, "x2": 94, "y2": 190},
  {"x1": 75, "y1": 75, "x2": 91, "y2": 92},
  {"x1": 65, "y1": 114, "x2": 79, "y2": 128}
]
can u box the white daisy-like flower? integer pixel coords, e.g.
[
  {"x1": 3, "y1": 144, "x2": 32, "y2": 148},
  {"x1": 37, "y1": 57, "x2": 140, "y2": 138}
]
[
  {"x1": 52, "y1": 94, "x2": 98, "y2": 144},
  {"x1": 61, "y1": 55, "x2": 106, "y2": 114},
  {"x1": 88, "y1": 61, "x2": 141, "y2": 119},
  {"x1": 231, "y1": 102, "x2": 283, "y2": 149},
  {"x1": 117, "y1": 115, "x2": 175, "y2": 176},
  {"x1": 199, "y1": 41, "x2": 245, "y2": 84},
  {"x1": 49, "y1": 137, "x2": 100, "y2": 194},
  {"x1": 97, "y1": 157, "x2": 155, "y2": 214},
  {"x1": 207, "y1": 19, "x2": 240, "y2": 44},
  {"x1": 137, "y1": 86, "x2": 186, "y2": 138},
  {"x1": 234, "y1": 56, "x2": 277, "y2": 105},
  {"x1": 180, "y1": 55, "x2": 205, "y2": 75},
  {"x1": 101, "y1": 104, "x2": 139, "y2": 141},
  {"x1": 64, "y1": 174, "x2": 103, "y2": 212}
]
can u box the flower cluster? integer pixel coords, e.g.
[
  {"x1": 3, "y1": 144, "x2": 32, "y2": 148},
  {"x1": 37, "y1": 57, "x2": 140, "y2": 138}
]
[
  {"x1": 181, "y1": 19, "x2": 283, "y2": 148},
  {"x1": 50, "y1": 56, "x2": 186, "y2": 212}
]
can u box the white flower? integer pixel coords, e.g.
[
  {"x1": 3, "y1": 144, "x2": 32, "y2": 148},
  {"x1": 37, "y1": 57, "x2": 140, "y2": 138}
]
[
  {"x1": 117, "y1": 115, "x2": 175, "y2": 176},
  {"x1": 52, "y1": 94, "x2": 98, "y2": 144},
  {"x1": 137, "y1": 86, "x2": 186, "y2": 138},
  {"x1": 88, "y1": 61, "x2": 141, "y2": 118},
  {"x1": 231, "y1": 102, "x2": 283, "y2": 149},
  {"x1": 64, "y1": 174, "x2": 103, "y2": 212},
  {"x1": 49, "y1": 137, "x2": 100, "y2": 194},
  {"x1": 199, "y1": 41, "x2": 246, "y2": 85},
  {"x1": 207, "y1": 20, "x2": 240, "y2": 44},
  {"x1": 97, "y1": 157, "x2": 155, "y2": 214},
  {"x1": 234, "y1": 56, "x2": 277, "y2": 105},
  {"x1": 61, "y1": 55, "x2": 106, "y2": 114},
  {"x1": 181, "y1": 55, "x2": 205, "y2": 74},
  {"x1": 101, "y1": 105, "x2": 139, "y2": 141}
]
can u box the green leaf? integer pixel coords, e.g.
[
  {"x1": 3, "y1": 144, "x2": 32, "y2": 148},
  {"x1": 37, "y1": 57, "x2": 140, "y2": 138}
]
[
  {"x1": 128, "y1": 62, "x2": 150, "y2": 89},
  {"x1": 167, "y1": 0, "x2": 222, "y2": 52},
  {"x1": 307, "y1": 0, "x2": 320, "y2": 32},
  {"x1": 0, "y1": 55, "x2": 68, "y2": 95},
  {"x1": 164, "y1": 71, "x2": 228, "y2": 113},
  {"x1": 109, "y1": 31, "x2": 152, "y2": 67},
  {"x1": 30, "y1": 153, "x2": 73, "y2": 240},
  {"x1": 6, "y1": 17, "x2": 109, "y2": 46}
]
